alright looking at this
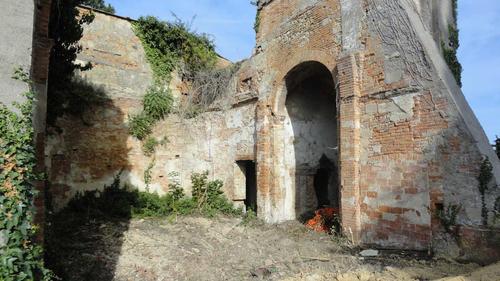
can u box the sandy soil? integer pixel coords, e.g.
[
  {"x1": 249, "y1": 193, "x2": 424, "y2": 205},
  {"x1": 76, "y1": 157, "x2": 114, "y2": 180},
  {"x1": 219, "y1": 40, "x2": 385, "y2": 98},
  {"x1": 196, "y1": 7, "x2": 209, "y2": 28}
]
[{"x1": 47, "y1": 216, "x2": 499, "y2": 281}]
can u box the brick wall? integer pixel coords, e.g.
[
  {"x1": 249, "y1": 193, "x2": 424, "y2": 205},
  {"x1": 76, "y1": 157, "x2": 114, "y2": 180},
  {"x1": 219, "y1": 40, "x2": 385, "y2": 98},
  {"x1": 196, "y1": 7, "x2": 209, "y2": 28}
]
[
  {"x1": 42, "y1": 0, "x2": 500, "y2": 257},
  {"x1": 253, "y1": 0, "x2": 499, "y2": 254},
  {"x1": 32, "y1": 0, "x2": 53, "y2": 242},
  {"x1": 46, "y1": 8, "x2": 257, "y2": 210}
]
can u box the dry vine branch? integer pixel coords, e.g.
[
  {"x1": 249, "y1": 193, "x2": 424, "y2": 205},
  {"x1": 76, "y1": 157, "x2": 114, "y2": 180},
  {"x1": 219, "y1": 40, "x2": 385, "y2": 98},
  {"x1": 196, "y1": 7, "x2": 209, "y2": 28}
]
[{"x1": 178, "y1": 63, "x2": 240, "y2": 118}]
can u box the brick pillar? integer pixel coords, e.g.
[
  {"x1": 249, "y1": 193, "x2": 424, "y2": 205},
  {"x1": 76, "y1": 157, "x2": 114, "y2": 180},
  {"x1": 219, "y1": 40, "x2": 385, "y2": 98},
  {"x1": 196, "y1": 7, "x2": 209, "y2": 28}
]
[
  {"x1": 255, "y1": 101, "x2": 273, "y2": 220},
  {"x1": 337, "y1": 53, "x2": 363, "y2": 243},
  {"x1": 31, "y1": 0, "x2": 53, "y2": 243}
]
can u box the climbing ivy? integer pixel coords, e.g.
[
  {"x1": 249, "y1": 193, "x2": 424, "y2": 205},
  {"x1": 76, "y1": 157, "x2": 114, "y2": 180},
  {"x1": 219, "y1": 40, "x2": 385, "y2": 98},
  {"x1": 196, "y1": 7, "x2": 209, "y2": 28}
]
[
  {"x1": 442, "y1": 25, "x2": 462, "y2": 87},
  {"x1": 0, "y1": 71, "x2": 54, "y2": 280},
  {"x1": 128, "y1": 86, "x2": 173, "y2": 143},
  {"x1": 436, "y1": 204, "x2": 461, "y2": 233},
  {"x1": 478, "y1": 157, "x2": 493, "y2": 226},
  {"x1": 130, "y1": 16, "x2": 218, "y2": 149},
  {"x1": 254, "y1": 10, "x2": 261, "y2": 34},
  {"x1": 132, "y1": 16, "x2": 218, "y2": 84}
]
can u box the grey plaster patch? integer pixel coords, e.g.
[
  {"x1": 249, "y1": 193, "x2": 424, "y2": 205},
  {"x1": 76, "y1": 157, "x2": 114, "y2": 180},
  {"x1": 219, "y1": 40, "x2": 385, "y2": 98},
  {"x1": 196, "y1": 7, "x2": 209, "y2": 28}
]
[
  {"x1": 341, "y1": 0, "x2": 363, "y2": 52},
  {"x1": 400, "y1": 0, "x2": 500, "y2": 184},
  {"x1": 0, "y1": 0, "x2": 34, "y2": 110}
]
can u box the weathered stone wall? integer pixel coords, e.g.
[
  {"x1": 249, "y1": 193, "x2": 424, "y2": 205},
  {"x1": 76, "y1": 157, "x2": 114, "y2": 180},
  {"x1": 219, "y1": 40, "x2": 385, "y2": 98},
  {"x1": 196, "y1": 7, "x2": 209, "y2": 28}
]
[
  {"x1": 252, "y1": 0, "x2": 499, "y2": 255},
  {"x1": 412, "y1": 0, "x2": 456, "y2": 50},
  {"x1": 45, "y1": 0, "x2": 499, "y2": 259},
  {"x1": 355, "y1": 0, "x2": 500, "y2": 251},
  {"x1": 46, "y1": 8, "x2": 257, "y2": 210},
  {"x1": 252, "y1": 0, "x2": 343, "y2": 223}
]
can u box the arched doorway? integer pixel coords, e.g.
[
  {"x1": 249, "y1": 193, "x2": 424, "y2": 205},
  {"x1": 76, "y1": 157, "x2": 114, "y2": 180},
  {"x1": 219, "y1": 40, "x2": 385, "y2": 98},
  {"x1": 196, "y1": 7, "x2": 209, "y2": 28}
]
[{"x1": 282, "y1": 61, "x2": 339, "y2": 221}]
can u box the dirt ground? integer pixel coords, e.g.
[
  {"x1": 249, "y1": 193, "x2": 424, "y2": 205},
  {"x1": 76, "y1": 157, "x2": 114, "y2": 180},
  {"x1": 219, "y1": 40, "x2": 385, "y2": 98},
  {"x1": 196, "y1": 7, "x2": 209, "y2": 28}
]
[{"x1": 47, "y1": 216, "x2": 500, "y2": 281}]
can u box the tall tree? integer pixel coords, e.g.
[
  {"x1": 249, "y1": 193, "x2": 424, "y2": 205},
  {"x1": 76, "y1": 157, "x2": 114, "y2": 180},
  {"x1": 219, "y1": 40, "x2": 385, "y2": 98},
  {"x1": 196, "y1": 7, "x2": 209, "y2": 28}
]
[{"x1": 82, "y1": 0, "x2": 115, "y2": 14}]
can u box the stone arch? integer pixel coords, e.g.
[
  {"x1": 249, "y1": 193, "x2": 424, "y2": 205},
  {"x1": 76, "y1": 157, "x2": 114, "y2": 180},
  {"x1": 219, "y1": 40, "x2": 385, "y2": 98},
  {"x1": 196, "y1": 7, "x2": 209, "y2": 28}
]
[{"x1": 256, "y1": 60, "x2": 340, "y2": 222}]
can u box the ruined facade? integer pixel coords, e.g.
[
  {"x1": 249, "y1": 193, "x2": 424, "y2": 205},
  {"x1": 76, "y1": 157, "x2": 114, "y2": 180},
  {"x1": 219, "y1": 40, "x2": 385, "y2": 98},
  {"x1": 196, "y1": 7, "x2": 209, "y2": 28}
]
[{"x1": 31, "y1": 0, "x2": 500, "y2": 257}]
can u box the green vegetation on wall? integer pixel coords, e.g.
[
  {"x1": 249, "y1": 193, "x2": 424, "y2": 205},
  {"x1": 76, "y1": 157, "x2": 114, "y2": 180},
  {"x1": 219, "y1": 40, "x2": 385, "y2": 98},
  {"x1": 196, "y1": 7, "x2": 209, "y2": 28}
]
[
  {"x1": 0, "y1": 71, "x2": 53, "y2": 280},
  {"x1": 50, "y1": 170, "x2": 240, "y2": 221},
  {"x1": 128, "y1": 86, "x2": 173, "y2": 143},
  {"x1": 132, "y1": 16, "x2": 218, "y2": 84},
  {"x1": 442, "y1": 0, "x2": 462, "y2": 87},
  {"x1": 442, "y1": 25, "x2": 462, "y2": 87},
  {"x1": 478, "y1": 157, "x2": 494, "y2": 226},
  {"x1": 129, "y1": 16, "x2": 219, "y2": 151},
  {"x1": 436, "y1": 204, "x2": 461, "y2": 233},
  {"x1": 82, "y1": 0, "x2": 115, "y2": 14},
  {"x1": 254, "y1": 10, "x2": 261, "y2": 34}
]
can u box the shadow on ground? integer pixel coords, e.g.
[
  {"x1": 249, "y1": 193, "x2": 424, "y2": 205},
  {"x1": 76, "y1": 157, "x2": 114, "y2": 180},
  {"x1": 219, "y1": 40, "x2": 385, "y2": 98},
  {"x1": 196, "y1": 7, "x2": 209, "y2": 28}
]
[{"x1": 45, "y1": 173, "x2": 135, "y2": 281}]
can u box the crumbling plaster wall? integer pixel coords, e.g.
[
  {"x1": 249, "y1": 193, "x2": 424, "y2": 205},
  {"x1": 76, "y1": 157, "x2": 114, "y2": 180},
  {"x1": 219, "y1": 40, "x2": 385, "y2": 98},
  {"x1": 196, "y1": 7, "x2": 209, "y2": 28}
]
[
  {"x1": 254, "y1": 0, "x2": 499, "y2": 253},
  {"x1": 357, "y1": 0, "x2": 500, "y2": 250},
  {"x1": 284, "y1": 71, "x2": 338, "y2": 217},
  {"x1": 0, "y1": 0, "x2": 34, "y2": 108},
  {"x1": 252, "y1": 0, "x2": 343, "y2": 223},
  {"x1": 45, "y1": 0, "x2": 499, "y2": 256},
  {"x1": 45, "y1": 9, "x2": 257, "y2": 210}
]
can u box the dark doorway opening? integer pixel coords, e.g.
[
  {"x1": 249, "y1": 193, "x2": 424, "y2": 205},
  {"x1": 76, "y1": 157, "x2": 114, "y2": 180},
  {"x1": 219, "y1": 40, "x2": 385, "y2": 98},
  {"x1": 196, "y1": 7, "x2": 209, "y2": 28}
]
[
  {"x1": 237, "y1": 160, "x2": 257, "y2": 213},
  {"x1": 283, "y1": 61, "x2": 340, "y2": 222}
]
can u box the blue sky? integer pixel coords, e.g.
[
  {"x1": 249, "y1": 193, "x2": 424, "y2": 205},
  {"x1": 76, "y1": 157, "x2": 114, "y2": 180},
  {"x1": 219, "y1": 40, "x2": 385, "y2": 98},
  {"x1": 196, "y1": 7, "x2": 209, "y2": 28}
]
[
  {"x1": 106, "y1": 0, "x2": 499, "y2": 142},
  {"x1": 458, "y1": 0, "x2": 500, "y2": 142}
]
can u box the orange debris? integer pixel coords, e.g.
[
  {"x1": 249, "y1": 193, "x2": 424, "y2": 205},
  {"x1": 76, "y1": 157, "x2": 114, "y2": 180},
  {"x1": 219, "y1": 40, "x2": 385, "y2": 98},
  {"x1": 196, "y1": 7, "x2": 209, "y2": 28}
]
[{"x1": 305, "y1": 207, "x2": 339, "y2": 233}]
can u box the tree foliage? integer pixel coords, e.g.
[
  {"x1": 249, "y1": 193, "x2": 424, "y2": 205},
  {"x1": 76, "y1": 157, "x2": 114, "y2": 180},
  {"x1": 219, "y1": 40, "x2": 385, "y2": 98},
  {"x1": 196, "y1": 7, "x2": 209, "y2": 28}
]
[
  {"x1": 47, "y1": 0, "x2": 109, "y2": 126},
  {"x1": 82, "y1": 0, "x2": 115, "y2": 14}
]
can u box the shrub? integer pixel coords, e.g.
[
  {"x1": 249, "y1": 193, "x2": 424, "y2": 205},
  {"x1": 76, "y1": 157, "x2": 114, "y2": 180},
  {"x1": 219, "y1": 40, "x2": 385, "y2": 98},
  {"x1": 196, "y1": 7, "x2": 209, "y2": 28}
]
[
  {"x1": 191, "y1": 171, "x2": 241, "y2": 216},
  {"x1": 143, "y1": 86, "x2": 174, "y2": 120},
  {"x1": 241, "y1": 209, "x2": 258, "y2": 226},
  {"x1": 82, "y1": 0, "x2": 115, "y2": 14},
  {"x1": 50, "y1": 171, "x2": 240, "y2": 226},
  {"x1": 63, "y1": 171, "x2": 136, "y2": 219},
  {"x1": 494, "y1": 196, "x2": 500, "y2": 223},
  {"x1": 436, "y1": 204, "x2": 461, "y2": 233},
  {"x1": 0, "y1": 84, "x2": 54, "y2": 279},
  {"x1": 129, "y1": 113, "x2": 153, "y2": 140},
  {"x1": 128, "y1": 82, "x2": 174, "y2": 144},
  {"x1": 442, "y1": 25, "x2": 462, "y2": 87},
  {"x1": 142, "y1": 137, "x2": 159, "y2": 156},
  {"x1": 478, "y1": 157, "x2": 493, "y2": 225}
]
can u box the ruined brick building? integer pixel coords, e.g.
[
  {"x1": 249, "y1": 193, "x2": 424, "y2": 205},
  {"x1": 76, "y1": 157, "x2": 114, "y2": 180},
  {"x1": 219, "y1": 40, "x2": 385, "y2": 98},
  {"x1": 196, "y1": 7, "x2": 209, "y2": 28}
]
[{"x1": 2, "y1": 0, "x2": 500, "y2": 258}]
